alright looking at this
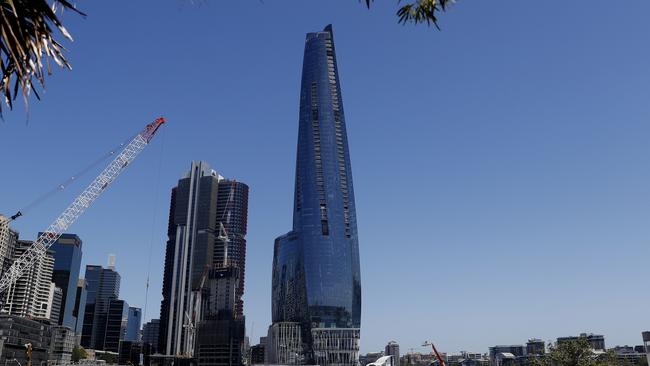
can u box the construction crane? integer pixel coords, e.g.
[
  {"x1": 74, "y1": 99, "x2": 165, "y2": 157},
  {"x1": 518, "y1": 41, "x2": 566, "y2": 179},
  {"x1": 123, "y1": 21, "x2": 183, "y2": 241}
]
[
  {"x1": 423, "y1": 341, "x2": 446, "y2": 366},
  {"x1": 0, "y1": 117, "x2": 166, "y2": 299}
]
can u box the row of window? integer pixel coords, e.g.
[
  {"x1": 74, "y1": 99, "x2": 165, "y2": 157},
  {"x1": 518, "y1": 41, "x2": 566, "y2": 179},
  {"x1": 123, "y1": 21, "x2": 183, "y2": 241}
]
[
  {"x1": 311, "y1": 81, "x2": 330, "y2": 237},
  {"x1": 325, "y1": 40, "x2": 352, "y2": 238}
]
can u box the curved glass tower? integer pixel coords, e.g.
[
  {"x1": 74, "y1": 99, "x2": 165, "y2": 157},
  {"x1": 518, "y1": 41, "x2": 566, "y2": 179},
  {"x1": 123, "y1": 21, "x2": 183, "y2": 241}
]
[{"x1": 271, "y1": 25, "x2": 361, "y2": 366}]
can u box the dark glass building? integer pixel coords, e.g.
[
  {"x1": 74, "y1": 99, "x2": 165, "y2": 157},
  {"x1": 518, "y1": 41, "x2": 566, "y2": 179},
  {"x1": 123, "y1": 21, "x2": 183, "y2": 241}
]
[
  {"x1": 46, "y1": 233, "x2": 83, "y2": 330},
  {"x1": 271, "y1": 25, "x2": 361, "y2": 366},
  {"x1": 215, "y1": 179, "x2": 249, "y2": 318},
  {"x1": 81, "y1": 263, "x2": 121, "y2": 349},
  {"x1": 159, "y1": 161, "x2": 249, "y2": 357},
  {"x1": 143, "y1": 319, "x2": 160, "y2": 352},
  {"x1": 104, "y1": 299, "x2": 129, "y2": 352},
  {"x1": 196, "y1": 317, "x2": 245, "y2": 366}
]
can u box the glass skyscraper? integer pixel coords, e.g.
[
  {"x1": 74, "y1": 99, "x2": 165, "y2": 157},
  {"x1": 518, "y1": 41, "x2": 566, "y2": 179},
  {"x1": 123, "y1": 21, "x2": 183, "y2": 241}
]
[
  {"x1": 46, "y1": 233, "x2": 83, "y2": 330},
  {"x1": 80, "y1": 263, "x2": 121, "y2": 350},
  {"x1": 271, "y1": 24, "x2": 361, "y2": 366},
  {"x1": 159, "y1": 161, "x2": 249, "y2": 360}
]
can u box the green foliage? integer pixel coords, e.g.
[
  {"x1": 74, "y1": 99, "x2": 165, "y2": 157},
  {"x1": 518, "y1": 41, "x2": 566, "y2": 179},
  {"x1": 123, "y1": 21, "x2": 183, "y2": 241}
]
[
  {"x1": 0, "y1": 0, "x2": 85, "y2": 115},
  {"x1": 363, "y1": 0, "x2": 452, "y2": 29},
  {"x1": 72, "y1": 345, "x2": 87, "y2": 362},
  {"x1": 531, "y1": 338, "x2": 619, "y2": 366}
]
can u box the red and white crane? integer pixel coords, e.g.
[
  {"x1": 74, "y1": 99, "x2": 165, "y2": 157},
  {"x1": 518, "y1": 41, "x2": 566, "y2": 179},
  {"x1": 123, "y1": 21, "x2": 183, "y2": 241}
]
[{"x1": 0, "y1": 117, "x2": 166, "y2": 299}]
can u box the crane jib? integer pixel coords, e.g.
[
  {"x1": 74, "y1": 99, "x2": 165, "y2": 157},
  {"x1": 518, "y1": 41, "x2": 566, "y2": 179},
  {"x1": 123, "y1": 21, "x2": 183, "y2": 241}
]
[{"x1": 0, "y1": 117, "x2": 167, "y2": 299}]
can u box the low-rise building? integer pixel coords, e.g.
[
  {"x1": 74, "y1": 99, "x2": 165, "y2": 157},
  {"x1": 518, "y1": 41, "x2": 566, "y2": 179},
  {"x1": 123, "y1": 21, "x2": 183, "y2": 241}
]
[
  {"x1": 0, "y1": 314, "x2": 51, "y2": 366},
  {"x1": 557, "y1": 333, "x2": 605, "y2": 351},
  {"x1": 50, "y1": 326, "x2": 76, "y2": 363},
  {"x1": 119, "y1": 340, "x2": 143, "y2": 365}
]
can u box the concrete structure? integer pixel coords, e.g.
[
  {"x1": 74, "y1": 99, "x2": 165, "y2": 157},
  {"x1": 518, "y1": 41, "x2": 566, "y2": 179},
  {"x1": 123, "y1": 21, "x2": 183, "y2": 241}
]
[
  {"x1": 265, "y1": 322, "x2": 303, "y2": 365},
  {"x1": 5, "y1": 240, "x2": 56, "y2": 319},
  {"x1": 488, "y1": 346, "x2": 525, "y2": 366},
  {"x1": 611, "y1": 346, "x2": 644, "y2": 364},
  {"x1": 526, "y1": 339, "x2": 545, "y2": 356},
  {"x1": 48, "y1": 233, "x2": 83, "y2": 329},
  {"x1": 642, "y1": 332, "x2": 650, "y2": 366},
  {"x1": 0, "y1": 314, "x2": 51, "y2": 366},
  {"x1": 385, "y1": 341, "x2": 400, "y2": 366},
  {"x1": 271, "y1": 24, "x2": 361, "y2": 366},
  {"x1": 557, "y1": 333, "x2": 605, "y2": 351},
  {"x1": 49, "y1": 285, "x2": 64, "y2": 324},
  {"x1": 0, "y1": 220, "x2": 17, "y2": 279},
  {"x1": 50, "y1": 325, "x2": 76, "y2": 363}
]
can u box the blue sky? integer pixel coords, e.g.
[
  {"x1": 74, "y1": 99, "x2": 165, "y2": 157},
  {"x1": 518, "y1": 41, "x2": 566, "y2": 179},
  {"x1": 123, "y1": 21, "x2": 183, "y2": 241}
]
[{"x1": 1, "y1": 0, "x2": 650, "y2": 354}]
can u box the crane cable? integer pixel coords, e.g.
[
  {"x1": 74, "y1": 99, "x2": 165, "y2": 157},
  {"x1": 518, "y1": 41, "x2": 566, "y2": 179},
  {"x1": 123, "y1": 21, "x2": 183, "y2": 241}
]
[{"x1": 143, "y1": 125, "x2": 166, "y2": 324}]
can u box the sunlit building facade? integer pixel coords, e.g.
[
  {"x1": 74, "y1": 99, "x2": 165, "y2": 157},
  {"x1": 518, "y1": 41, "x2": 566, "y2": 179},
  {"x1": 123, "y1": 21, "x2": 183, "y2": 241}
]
[{"x1": 271, "y1": 24, "x2": 361, "y2": 366}]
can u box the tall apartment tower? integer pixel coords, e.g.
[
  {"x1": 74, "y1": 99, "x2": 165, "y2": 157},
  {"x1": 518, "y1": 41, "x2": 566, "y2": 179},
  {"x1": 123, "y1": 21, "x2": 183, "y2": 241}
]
[
  {"x1": 271, "y1": 25, "x2": 361, "y2": 366},
  {"x1": 0, "y1": 217, "x2": 18, "y2": 279},
  {"x1": 6, "y1": 240, "x2": 56, "y2": 319},
  {"x1": 81, "y1": 263, "x2": 121, "y2": 349},
  {"x1": 385, "y1": 341, "x2": 400, "y2": 366},
  {"x1": 159, "y1": 161, "x2": 249, "y2": 357},
  {"x1": 47, "y1": 233, "x2": 83, "y2": 329}
]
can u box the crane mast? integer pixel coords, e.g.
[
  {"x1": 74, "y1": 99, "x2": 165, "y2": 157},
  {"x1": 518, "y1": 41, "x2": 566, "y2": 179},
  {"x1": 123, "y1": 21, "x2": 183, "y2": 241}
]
[{"x1": 0, "y1": 117, "x2": 166, "y2": 297}]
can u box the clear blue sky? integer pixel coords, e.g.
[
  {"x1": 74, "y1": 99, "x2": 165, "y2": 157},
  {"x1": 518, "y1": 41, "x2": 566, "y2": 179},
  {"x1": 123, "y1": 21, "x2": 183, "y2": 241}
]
[{"x1": 1, "y1": 0, "x2": 650, "y2": 355}]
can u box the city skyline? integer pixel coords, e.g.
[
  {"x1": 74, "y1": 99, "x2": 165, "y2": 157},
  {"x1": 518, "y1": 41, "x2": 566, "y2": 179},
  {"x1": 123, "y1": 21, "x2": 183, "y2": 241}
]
[{"x1": 1, "y1": 0, "x2": 649, "y2": 355}]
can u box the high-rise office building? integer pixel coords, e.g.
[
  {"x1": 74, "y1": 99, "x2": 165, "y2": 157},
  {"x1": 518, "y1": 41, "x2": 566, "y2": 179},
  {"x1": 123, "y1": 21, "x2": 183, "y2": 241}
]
[
  {"x1": 143, "y1": 319, "x2": 160, "y2": 352},
  {"x1": 125, "y1": 306, "x2": 142, "y2": 341},
  {"x1": 385, "y1": 341, "x2": 400, "y2": 366},
  {"x1": 104, "y1": 299, "x2": 129, "y2": 352},
  {"x1": 81, "y1": 262, "x2": 121, "y2": 349},
  {"x1": 47, "y1": 233, "x2": 83, "y2": 329},
  {"x1": 159, "y1": 161, "x2": 249, "y2": 358},
  {"x1": 160, "y1": 161, "x2": 221, "y2": 356},
  {"x1": 270, "y1": 25, "x2": 361, "y2": 366},
  {"x1": 5, "y1": 240, "x2": 56, "y2": 319}
]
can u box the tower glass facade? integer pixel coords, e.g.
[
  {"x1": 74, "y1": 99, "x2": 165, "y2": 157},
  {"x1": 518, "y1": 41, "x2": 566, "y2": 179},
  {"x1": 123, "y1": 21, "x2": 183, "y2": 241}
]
[
  {"x1": 159, "y1": 161, "x2": 249, "y2": 360},
  {"x1": 271, "y1": 24, "x2": 361, "y2": 366},
  {"x1": 80, "y1": 264, "x2": 121, "y2": 349},
  {"x1": 125, "y1": 306, "x2": 142, "y2": 342},
  {"x1": 47, "y1": 233, "x2": 83, "y2": 330}
]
